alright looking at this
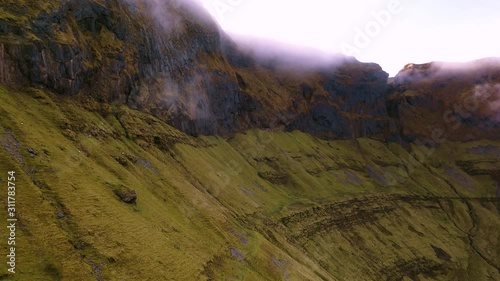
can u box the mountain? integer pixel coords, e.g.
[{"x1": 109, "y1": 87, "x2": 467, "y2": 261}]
[{"x1": 0, "y1": 1, "x2": 498, "y2": 280}]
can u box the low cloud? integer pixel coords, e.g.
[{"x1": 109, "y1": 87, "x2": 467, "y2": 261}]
[
  {"x1": 122, "y1": 0, "x2": 211, "y2": 34},
  {"x1": 225, "y1": 33, "x2": 353, "y2": 73},
  {"x1": 474, "y1": 83, "x2": 500, "y2": 122}
]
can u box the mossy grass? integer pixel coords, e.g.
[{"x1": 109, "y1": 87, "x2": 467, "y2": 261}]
[{"x1": 0, "y1": 86, "x2": 498, "y2": 279}]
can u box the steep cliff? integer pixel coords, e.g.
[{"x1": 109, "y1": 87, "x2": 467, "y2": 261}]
[
  {"x1": 0, "y1": 0, "x2": 396, "y2": 139},
  {"x1": 387, "y1": 59, "x2": 500, "y2": 142}
]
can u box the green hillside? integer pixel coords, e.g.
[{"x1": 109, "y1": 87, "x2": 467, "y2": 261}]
[{"x1": 0, "y1": 86, "x2": 498, "y2": 280}]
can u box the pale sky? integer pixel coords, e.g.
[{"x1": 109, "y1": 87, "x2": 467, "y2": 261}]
[{"x1": 198, "y1": 0, "x2": 500, "y2": 76}]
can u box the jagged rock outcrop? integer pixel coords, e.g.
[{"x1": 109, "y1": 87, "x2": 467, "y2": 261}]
[
  {"x1": 288, "y1": 63, "x2": 395, "y2": 139},
  {"x1": 387, "y1": 59, "x2": 500, "y2": 142}
]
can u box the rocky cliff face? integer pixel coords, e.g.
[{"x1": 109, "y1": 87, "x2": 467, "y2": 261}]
[
  {"x1": 1, "y1": 1, "x2": 499, "y2": 142},
  {"x1": 387, "y1": 59, "x2": 500, "y2": 142},
  {"x1": 0, "y1": 0, "x2": 235, "y2": 136},
  {"x1": 0, "y1": 0, "x2": 396, "y2": 139}
]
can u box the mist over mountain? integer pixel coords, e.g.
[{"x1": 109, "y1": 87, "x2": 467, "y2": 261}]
[{"x1": 0, "y1": 1, "x2": 498, "y2": 280}]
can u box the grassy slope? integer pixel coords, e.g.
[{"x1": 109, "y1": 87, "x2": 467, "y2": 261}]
[{"x1": 0, "y1": 86, "x2": 498, "y2": 280}]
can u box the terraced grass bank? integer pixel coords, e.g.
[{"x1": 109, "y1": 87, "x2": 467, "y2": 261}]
[{"x1": 0, "y1": 86, "x2": 498, "y2": 280}]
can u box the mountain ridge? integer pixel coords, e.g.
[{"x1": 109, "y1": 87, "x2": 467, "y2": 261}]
[{"x1": 0, "y1": 0, "x2": 499, "y2": 143}]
